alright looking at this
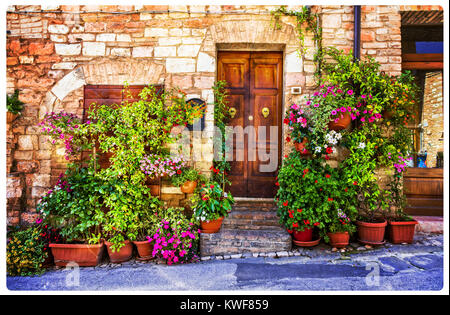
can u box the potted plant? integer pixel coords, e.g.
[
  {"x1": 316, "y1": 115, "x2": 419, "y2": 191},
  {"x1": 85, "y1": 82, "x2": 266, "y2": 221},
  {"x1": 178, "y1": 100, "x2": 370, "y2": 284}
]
[
  {"x1": 276, "y1": 154, "x2": 338, "y2": 245},
  {"x1": 190, "y1": 181, "x2": 234, "y2": 233},
  {"x1": 149, "y1": 207, "x2": 200, "y2": 265},
  {"x1": 283, "y1": 103, "x2": 311, "y2": 155},
  {"x1": 7, "y1": 89, "x2": 24, "y2": 123},
  {"x1": 171, "y1": 167, "x2": 203, "y2": 194},
  {"x1": 130, "y1": 198, "x2": 161, "y2": 260},
  {"x1": 37, "y1": 167, "x2": 106, "y2": 267},
  {"x1": 386, "y1": 174, "x2": 418, "y2": 244},
  {"x1": 100, "y1": 177, "x2": 155, "y2": 263},
  {"x1": 140, "y1": 154, "x2": 188, "y2": 196},
  {"x1": 325, "y1": 208, "x2": 357, "y2": 248}
]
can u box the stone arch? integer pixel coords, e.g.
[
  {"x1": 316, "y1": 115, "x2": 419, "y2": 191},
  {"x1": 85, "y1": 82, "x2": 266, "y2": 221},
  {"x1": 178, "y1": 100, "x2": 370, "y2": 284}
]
[{"x1": 39, "y1": 57, "x2": 165, "y2": 117}]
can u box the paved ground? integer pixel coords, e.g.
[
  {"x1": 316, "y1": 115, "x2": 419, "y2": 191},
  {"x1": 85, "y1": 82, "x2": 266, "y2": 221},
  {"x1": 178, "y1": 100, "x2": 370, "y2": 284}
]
[{"x1": 7, "y1": 233, "x2": 445, "y2": 291}]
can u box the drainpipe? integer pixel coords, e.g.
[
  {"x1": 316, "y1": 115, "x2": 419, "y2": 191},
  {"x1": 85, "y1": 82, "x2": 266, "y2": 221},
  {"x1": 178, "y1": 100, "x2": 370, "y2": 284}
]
[{"x1": 353, "y1": 5, "x2": 361, "y2": 61}]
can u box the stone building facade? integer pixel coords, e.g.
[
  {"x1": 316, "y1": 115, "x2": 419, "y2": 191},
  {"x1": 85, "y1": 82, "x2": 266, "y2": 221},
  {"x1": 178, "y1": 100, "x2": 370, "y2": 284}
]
[{"x1": 6, "y1": 5, "x2": 444, "y2": 230}]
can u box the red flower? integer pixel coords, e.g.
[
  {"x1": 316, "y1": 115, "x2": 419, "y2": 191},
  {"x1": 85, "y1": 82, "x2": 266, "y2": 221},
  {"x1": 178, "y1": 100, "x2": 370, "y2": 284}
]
[
  {"x1": 303, "y1": 219, "x2": 310, "y2": 225},
  {"x1": 314, "y1": 222, "x2": 320, "y2": 226},
  {"x1": 328, "y1": 198, "x2": 333, "y2": 202},
  {"x1": 325, "y1": 174, "x2": 331, "y2": 178},
  {"x1": 345, "y1": 187, "x2": 348, "y2": 192},
  {"x1": 297, "y1": 209, "x2": 302, "y2": 213},
  {"x1": 283, "y1": 118, "x2": 289, "y2": 124},
  {"x1": 315, "y1": 180, "x2": 318, "y2": 183},
  {"x1": 287, "y1": 229, "x2": 293, "y2": 234},
  {"x1": 275, "y1": 182, "x2": 280, "y2": 186},
  {"x1": 286, "y1": 136, "x2": 291, "y2": 142},
  {"x1": 353, "y1": 181, "x2": 358, "y2": 185},
  {"x1": 324, "y1": 155, "x2": 330, "y2": 160},
  {"x1": 283, "y1": 201, "x2": 288, "y2": 207},
  {"x1": 292, "y1": 222, "x2": 299, "y2": 228},
  {"x1": 303, "y1": 169, "x2": 309, "y2": 174},
  {"x1": 210, "y1": 185, "x2": 215, "y2": 189},
  {"x1": 326, "y1": 147, "x2": 333, "y2": 154},
  {"x1": 177, "y1": 169, "x2": 182, "y2": 175}
]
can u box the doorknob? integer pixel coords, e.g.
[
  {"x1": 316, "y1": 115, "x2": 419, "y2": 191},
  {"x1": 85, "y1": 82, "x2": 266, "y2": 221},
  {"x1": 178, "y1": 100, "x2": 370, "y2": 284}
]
[
  {"x1": 262, "y1": 107, "x2": 270, "y2": 118},
  {"x1": 248, "y1": 115, "x2": 253, "y2": 121},
  {"x1": 229, "y1": 107, "x2": 236, "y2": 118}
]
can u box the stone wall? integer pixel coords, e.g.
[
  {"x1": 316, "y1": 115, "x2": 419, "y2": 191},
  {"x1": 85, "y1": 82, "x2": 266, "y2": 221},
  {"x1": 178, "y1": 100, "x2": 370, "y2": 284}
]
[
  {"x1": 421, "y1": 71, "x2": 444, "y2": 167},
  {"x1": 6, "y1": 5, "x2": 408, "y2": 225}
]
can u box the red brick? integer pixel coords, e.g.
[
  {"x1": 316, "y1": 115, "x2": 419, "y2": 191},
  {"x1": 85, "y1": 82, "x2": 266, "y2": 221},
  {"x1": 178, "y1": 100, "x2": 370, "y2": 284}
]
[
  {"x1": 28, "y1": 42, "x2": 54, "y2": 55},
  {"x1": 7, "y1": 57, "x2": 18, "y2": 66}
]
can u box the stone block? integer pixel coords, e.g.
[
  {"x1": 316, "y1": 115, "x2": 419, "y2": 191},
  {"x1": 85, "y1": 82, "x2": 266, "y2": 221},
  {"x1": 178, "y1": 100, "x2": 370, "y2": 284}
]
[
  {"x1": 55, "y1": 43, "x2": 81, "y2": 55},
  {"x1": 132, "y1": 46, "x2": 153, "y2": 57},
  {"x1": 166, "y1": 58, "x2": 196, "y2": 73},
  {"x1": 48, "y1": 24, "x2": 69, "y2": 34},
  {"x1": 82, "y1": 42, "x2": 106, "y2": 56},
  {"x1": 154, "y1": 46, "x2": 177, "y2": 57},
  {"x1": 177, "y1": 45, "x2": 200, "y2": 57},
  {"x1": 197, "y1": 52, "x2": 215, "y2": 72}
]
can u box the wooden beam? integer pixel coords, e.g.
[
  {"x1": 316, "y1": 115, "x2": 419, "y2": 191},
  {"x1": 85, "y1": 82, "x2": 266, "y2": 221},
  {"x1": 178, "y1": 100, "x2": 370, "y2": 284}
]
[
  {"x1": 402, "y1": 53, "x2": 443, "y2": 62},
  {"x1": 402, "y1": 61, "x2": 443, "y2": 70}
]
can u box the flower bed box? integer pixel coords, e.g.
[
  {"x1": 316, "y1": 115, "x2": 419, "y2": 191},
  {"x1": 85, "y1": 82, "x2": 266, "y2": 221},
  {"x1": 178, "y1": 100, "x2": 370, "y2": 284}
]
[{"x1": 49, "y1": 243, "x2": 104, "y2": 267}]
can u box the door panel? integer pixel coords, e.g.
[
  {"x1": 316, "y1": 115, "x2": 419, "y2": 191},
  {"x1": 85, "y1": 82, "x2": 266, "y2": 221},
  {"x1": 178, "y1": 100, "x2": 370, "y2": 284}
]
[{"x1": 218, "y1": 51, "x2": 282, "y2": 198}]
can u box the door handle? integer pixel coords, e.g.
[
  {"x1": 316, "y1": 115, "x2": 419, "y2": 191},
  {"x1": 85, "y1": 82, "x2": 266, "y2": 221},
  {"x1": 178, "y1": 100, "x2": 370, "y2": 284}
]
[
  {"x1": 229, "y1": 107, "x2": 236, "y2": 118},
  {"x1": 248, "y1": 115, "x2": 253, "y2": 121},
  {"x1": 262, "y1": 107, "x2": 270, "y2": 118}
]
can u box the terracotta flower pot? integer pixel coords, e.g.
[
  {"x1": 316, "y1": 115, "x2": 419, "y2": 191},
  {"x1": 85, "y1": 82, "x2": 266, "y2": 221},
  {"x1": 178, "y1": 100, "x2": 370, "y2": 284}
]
[
  {"x1": 133, "y1": 240, "x2": 154, "y2": 260},
  {"x1": 388, "y1": 220, "x2": 418, "y2": 244},
  {"x1": 149, "y1": 184, "x2": 160, "y2": 197},
  {"x1": 357, "y1": 219, "x2": 387, "y2": 245},
  {"x1": 327, "y1": 231, "x2": 350, "y2": 248},
  {"x1": 49, "y1": 242, "x2": 104, "y2": 267},
  {"x1": 105, "y1": 240, "x2": 133, "y2": 263},
  {"x1": 328, "y1": 111, "x2": 351, "y2": 131},
  {"x1": 294, "y1": 138, "x2": 310, "y2": 155},
  {"x1": 292, "y1": 227, "x2": 313, "y2": 242},
  {"x1": 181, "y1": 180, "x2": 197, "y2": 194},
  {"x1": 7, "y1": 112, "x2": 18, "y2": 123},
  {"x1": 200, "y1": 217, "x2": 224, "y2": 233}
]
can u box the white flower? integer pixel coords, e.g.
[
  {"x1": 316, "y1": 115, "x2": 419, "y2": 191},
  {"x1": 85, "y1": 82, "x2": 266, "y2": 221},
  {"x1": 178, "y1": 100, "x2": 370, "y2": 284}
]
[
  {"x1": 357, "y1": 142, "x2": 366, "y2": 149},
  {"x1": 315, "y1": 146, "x2": 322, "y2": 153}
]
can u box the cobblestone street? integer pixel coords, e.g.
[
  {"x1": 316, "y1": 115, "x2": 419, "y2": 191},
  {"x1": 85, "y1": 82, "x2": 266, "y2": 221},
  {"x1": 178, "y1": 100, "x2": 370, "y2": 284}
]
[{"x1": 7, "y1": 233, "x2": 444, "y2": 291}]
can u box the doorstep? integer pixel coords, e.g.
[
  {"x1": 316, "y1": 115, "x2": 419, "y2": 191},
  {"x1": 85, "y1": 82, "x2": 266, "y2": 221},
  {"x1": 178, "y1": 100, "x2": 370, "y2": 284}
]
[{"x1": 413, "y1": 216, "x2": 443, "y2": 234}]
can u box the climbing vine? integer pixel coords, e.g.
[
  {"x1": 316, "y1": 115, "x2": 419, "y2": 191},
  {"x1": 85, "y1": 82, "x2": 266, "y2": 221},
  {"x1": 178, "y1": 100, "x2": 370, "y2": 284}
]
[{"x1": 271, "y1": 5, "x2": 323, "y2": 84}]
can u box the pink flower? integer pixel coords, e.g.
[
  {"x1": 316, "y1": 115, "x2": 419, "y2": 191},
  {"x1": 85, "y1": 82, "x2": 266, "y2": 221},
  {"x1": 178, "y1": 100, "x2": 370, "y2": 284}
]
[{"x1": 347, "y1": 90, "x2": 354, "y2": 95}]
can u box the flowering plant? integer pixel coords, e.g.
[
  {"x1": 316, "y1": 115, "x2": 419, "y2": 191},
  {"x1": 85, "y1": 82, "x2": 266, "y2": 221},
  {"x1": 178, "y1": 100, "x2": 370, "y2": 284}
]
[
  {"x1": 276, "y1": 153, "x2": 345, "y2": 235},
  {"x1": 37, "y1": 166, "x2": 104, "y2": 244},
  {"x1": 140, "y1": 154, "x2": 187, "y2": 179},
  {"x1": 150, "y1": 207, "x2": 200, "y2": 265},
  {"x1": 7, "y1": 226, "x2": 48, "y2": 276},
  {"x1": 326, "y1": 208, "x2": 357, "y2": 235},
  {"x1": 38, "y1": 111, "x2": 92, "y2": 161},
  {"x1": 190, "y1": 181, "x2": 234, "y2": 222},
  {"x1": 284, "y1": 103, "x2": 311, "y2": 144},
  {"x1": 170, "y1": 167, "x2": 204, "y2": 187}
]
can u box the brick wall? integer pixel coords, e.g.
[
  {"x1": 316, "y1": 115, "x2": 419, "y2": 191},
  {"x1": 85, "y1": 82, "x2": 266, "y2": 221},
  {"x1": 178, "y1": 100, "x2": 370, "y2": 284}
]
[
  {"x1": 421, "y1": 71, "x2": 444, "y2": 167},
  {"x1": 6, "y1": 5, "x2": 407, "y2": 225}
]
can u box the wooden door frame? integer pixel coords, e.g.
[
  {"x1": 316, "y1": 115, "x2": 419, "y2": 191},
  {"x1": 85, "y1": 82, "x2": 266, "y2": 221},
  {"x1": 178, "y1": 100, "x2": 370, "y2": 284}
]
[{"x1": 217, "y1": 50, "x2": 284, "y2": 197}]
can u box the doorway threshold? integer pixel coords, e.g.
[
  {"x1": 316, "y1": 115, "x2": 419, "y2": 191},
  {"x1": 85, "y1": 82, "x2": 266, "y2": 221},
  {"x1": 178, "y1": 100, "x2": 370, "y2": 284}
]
[{"x1": 234, "y1": 197, "x2": 274, "y2": 203}]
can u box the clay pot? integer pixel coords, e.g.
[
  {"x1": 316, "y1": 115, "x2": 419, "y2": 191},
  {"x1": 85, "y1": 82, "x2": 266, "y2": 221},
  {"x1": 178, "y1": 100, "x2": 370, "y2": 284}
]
[
  {"x1": 105, "y1": 240, "x2": 133, "y2": 263},
  {"x1": 133, "y1": 240, "x2": 154, "y2": 260},
  {"x1": 388, "y1": 220, "x2": 418, "y2": 244},
  {"x1": 328, "y1": 111, "x2": 351, "y2": 131},
  {"x1": 200, "y1": 217, "x2": 224, "y2": 233},
  {"x1": 294, "y1": 138, "x2": 310, "y2": 155},
  {"x1": 383, "y1": 110, "x2": 394, "y2": 119},
  {"x1": 49, "y1": 242, "x2": 104, "y2": 267},
  {"x1": 327, "y1": 231, "x2": 350, "y2": 248},
  {"x1": 292, "y1": 227, "x2": 313, "y2": 242},
  {"x1": 149, "y1": 184, "x2": 160, "y2": 197},
  {"x1": 7, "y1": 112, "x2": 18, "y2": 123},
  {"x1": 357, "y1": 219, "x2": 387, "y2": 245},
  {"x1": 181, "y1": 180, "x2": 197, "y2": 194}
]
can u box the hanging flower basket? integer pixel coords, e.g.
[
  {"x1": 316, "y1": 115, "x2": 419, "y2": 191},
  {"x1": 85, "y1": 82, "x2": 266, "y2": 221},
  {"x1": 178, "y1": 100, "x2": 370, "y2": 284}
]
[
  {"x1": 181, "y1": 180, "x2": 197, "y2": 194},
  {"x1": 328, "y1": 112, "x2": 351, "y2": 131}
]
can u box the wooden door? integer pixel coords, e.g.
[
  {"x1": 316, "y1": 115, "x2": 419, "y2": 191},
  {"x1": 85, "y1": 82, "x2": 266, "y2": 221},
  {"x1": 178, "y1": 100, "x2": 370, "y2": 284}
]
[{"x1": 218, "y1": 51, "x2": 283, "y2": 198}]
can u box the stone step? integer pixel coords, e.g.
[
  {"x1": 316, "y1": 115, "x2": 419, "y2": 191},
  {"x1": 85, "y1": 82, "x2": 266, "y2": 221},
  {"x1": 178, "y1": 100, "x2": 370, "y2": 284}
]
[
  {"x1": 222, "y1": 210, "x2": 282, "y2": 230},
  {"x1": 200, "y1": 228, "x2": 292, "y2": 256},
  {"x1": 413, "y1": 216, "x2": 443, "y2": 233}
]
